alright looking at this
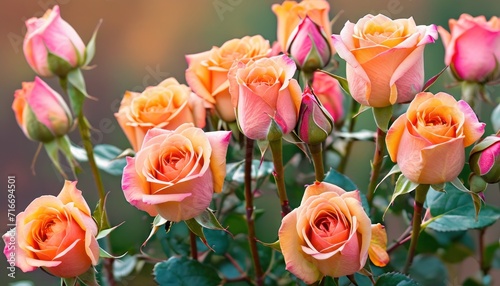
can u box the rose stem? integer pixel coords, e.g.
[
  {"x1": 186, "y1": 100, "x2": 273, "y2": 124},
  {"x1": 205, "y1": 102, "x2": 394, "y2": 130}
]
[
  {"x1": 189, "y1": 231, "x2": 198, "y2": 260},
  {"x1": 60, "y1": 76, "x2": 115, "y2": 285},
  {"x1": 244, "y1": 137, "x2": 264, "y2": 285},
  {"x1": 403, "y1": 184, "x2": 430, "y2": 273},
  {"x1": 337, "y1": 99, "x2": 360, "y2": 174},
  {"x1": 269, "y1": 137, "x2": 292, "y2": 217},
  {"x1": 366, "y1": 128, "x2": 386, "y2": 208},
  {"x1": 309, "y1": 143, "x2": 325, "y2": 181},
  {"x1": 479, "y1": 227, "x2": 490, "y2": 276}
]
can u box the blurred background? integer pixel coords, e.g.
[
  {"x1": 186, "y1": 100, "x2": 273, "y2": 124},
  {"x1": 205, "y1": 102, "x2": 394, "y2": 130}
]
[{"x1": 1, "y1": 0, "x2": 499, "y2": 285}]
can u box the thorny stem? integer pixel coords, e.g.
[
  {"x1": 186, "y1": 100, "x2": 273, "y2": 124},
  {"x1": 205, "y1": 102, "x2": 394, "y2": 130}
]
[
  {"x1": 386, "y1": 226, "x2": 412, "y2": 254},
  {"x1": 366, "y1": 128, "x2": 386, "y2": 207},
  {"x1": 269, "y1": 137, "x2": 292, "y2": 217},
  {"x1": 244, "y1": 138, "x2": 264, "y2": 285},
  {"x1": 403, "y1": 184, "x2": 430, "y2": 273}
]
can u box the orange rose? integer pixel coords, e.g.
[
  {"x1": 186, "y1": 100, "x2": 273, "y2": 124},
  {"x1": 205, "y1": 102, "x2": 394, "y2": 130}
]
[
  {"x1": 115, "y1": 77, "x2": 206, "y2": 151},
  {"x1": 122, "y1": 124, "x2": 231, "y2": 222},
  {"x1": 332, "y1": 14, "x2": 438, "y2": 107},
  {"x1": 386, "y1": 92, "x2": 485, "y2": 184},
  {"x1": 3, "y1": 181, "x2": 99, "y2": 278},
  {"x1": 279, "y1": 182, "x2": 373, "y2": 283},
  {"x1": 272, "y1": 0, "x2": 332, "y2": 54},
  {"x1": 185, "y1": 35, "x2": 270, "y2": 122}
]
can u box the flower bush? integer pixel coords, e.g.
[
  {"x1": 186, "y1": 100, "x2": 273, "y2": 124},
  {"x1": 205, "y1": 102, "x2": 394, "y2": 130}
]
[{"x1": 3, "y1": 2, "x2": 500, "y2": 286}]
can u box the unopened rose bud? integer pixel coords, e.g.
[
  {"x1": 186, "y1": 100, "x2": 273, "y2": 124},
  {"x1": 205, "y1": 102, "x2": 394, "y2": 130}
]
[
  {"x1": 287, "y1": 16, "x2": 331, "y2": 73},
  {"x1": 296, "y1": 86, "x2": 333, "y2": 144},
  {"x1": 469, "y1": 134, "x2": 500, "y2": 183},
  {"x1": 12, "y1": 77, "x2": 72, "y2": 143}
]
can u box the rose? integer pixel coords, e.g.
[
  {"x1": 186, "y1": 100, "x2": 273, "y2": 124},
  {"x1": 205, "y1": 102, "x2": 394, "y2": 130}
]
[
  {"x1": 332, "y1": 14, "x2": 438, "y2": 107},
  {"x1": 272, "y1": 0, "x2": 332, "y2": 54},
  {"x1": 228, "y1": 54, "x2": 302, "y2": 140},
  {"x1": 3, "y1": 181, "x2": 99, "y2": 278},
  {"x1": 287, "y1": 16, "x2": 332, "y2": 73},
  {"x1": 122, "y1": 123, "x2": 231, "y2": 222},
  {"x1": 312, "y1": 71, "x2": 345, "y2": 123},
  {"x1": 296, "y1": 86, "x2": 333, "y2": 144},
  {"x1": 185, "y1": 35, "x2": 270, "y2": 122},
  {"x1": 438, "y1": 14, "x2": 500, "y2": 83},
  {"x1": 386, "y1": 92, "x2": 485, "y2": 184},
  {"x1": 278, "y1": 182, "x2": 372, "y2": 283},
  {"x1": 12, "y1": 76, "x2": 72, "y2": 143},
  {"x1": 115, "y1": 77, "x2": 206, "y2": 151},
  {"x1": 23, "y1": 5, "x2": 86, "y2": 77}
]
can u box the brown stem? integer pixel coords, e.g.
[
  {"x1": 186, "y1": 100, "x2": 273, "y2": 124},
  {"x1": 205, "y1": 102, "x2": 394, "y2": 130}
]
[
  {"x1": 244, "y1": 138, "x2": 263, "y2": 285},
  {"x1": 269, "y1": 137, "x2": 292, "y2": 216},
  {"x1": 403, "y1": 184, "x2": 430, "y2": 273},
  {"x1": 189, "y1": 231, "x2": 198, "y2": 260},
  {"x1": 386, "y1": 226, "x2": 412, "y2": 254},
  {"x1": 366, "y1": 128, "x2": 386, "y2": 207},
  {"x1": 479, "y1": 228, "x2": 490, "y2": 276}
]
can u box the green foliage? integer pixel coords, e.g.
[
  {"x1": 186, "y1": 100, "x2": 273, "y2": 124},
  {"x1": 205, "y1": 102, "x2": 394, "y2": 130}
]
[
  {"x1": 71, "y1": 143, "x2": 127, "y2": 176},
  {"x1": 408, "y1": 255, "x2": 448, "y2": 286},
  {"x1": 153, "y1": 256, "x2": 222, "y2": 286},
  {"x1": 423, "y1": 184, "x2": 500, "y2": 232},
  {"x1": 374, "y1": 272, "x2": 418, "y2": 286}
]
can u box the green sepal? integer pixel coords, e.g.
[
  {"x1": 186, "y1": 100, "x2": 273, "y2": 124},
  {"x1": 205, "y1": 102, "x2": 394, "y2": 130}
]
[
  {"x1": 47, "y1": 51, "x2": 75, "y2": 78},
  {"x1": 99, "y1": 247, "x2": 126, "y2": 259},
  {"x1": 92, "y1": 192, "x2": 111, "y2": 231},
  {"x1": 383, "y1": 174, "x2": 419, "y2": 218},
  {"x1": 96, "y1": 221, "x2": 124, "y2": 240},
  {"x1": 141, "y1": 215, "x2": 170, "y2": 251},
  {"x1": 43, "y1": 137, "x2": 80, "y2": 179},
  {"x1": 194, "y1": 208, "x2": 228, "y2": 232},
  {"x1": 257, "y1": 239, "x2": 281, "y2": 252},
  {"x1": 66, "y1": 68, "x2": 89, "y2": 117},
  {"x1": 353, "y1": 105, "x2": 371, "y2": 118},
  {"x1": 372, "y1": 105, "x2": 393, "y2": 132},
  {"x1": 84, "y1": 19, "x2": 102, "y2": 67},
  {"x1": 25, "y1": 105, "x2": 56, "y2": 143},
  {"x1": 422, "y1": 65, "x2": 448, "y2": 92},
  {"x1": 318, "y1": 70, "x2": 351, "y2": 96},
  {"x1": 184, "y1": 218, "x2": 211, "y2": 251},
  {"x1": 61, "y1": 267, "x2": 99, "y2": 286}
]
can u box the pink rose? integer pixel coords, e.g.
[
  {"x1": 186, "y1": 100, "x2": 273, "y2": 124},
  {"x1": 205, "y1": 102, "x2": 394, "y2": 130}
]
[
  {"x1": 228, "y1": 55, "x2": 302, "y2": 140},
  {"x1": 312, "y1": 71, "x2": 345, "y2": 122},
  {"x1": 279, "y1": 182, "x2": 372, "y2": 283},
  {"x1": 438, "y1": 14, "x2": 500, "y2": 83},
  {"x1": 469, "y1": 134, "x2": 500, "y2": 184},
  {"x1": 12, "y1": 77, "x2": 72, "y2": 142},
  {"x1": 122, "y1": 123, "x2": 231, "y2": 222},
  {"x1": 386, "y1": 92, "x2": 485, "y2": 184},
  {"x1": 332, "y1": 14, "x2": 438, "y2": 107},
  {"x1": 23, "y1": 5, "x2": 86, "y2": 77},
  {"x1": 3, "y1": 181, "x2": 99, "y2": 278}
]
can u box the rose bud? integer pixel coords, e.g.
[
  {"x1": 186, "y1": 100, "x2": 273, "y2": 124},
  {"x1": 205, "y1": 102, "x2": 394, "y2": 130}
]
[
  {"x1": 469, "y1": 134, "x2": 500, "y2": 183},
  {"x1": 12, "y1": 77, "x2": 72, "y2": 143},
  {"x1": 296, "y1": 86, "x2": 333, "y2": 144},
  {"x1": 287, "y1": 16, "x2": 332, "y2": 73}
]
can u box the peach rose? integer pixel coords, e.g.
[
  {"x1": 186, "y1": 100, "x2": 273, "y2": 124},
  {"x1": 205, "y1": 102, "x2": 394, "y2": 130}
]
[
  {"x1": 228, "y1": 55, "x2": 302, "y2": 140},
  {"x1": 24, "y1": 5, "x2": 86, "y2": 77},
  {"x1": 12, "y1": 77, "x2": 72, "y2": 143},
  {"x1": 122, "y1": 123, "x2": 231, "y2": 222},
  {"x1": 278, "y1": 182, "x2": 372, "y2": 283},
  {"x1": 332, "y1": 14, "x2": 438, "y2": 107},
  {"x1": 185, "y1": 35, "x2": 270, "y2": 122},
  {"x1": 3, "y1": 181, "x2": 99, "y2": 278},
  {"x1": 386, "y1": 92, "x2": 485, "y2": 184},
  {"x1": 272, "y1": 0, "x2": 332, "y2": 54},
  {"x1": 115, "y1": 77, "x2": 206, "y2": 151},
  {"x1": 438, "y1": 14, "x2": 500, "y2": 83}
]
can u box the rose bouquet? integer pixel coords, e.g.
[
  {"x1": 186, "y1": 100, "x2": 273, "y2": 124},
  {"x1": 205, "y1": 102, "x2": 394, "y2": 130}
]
[{"x1": 3, "y1": 1, "x2": 500, "y2": 286}]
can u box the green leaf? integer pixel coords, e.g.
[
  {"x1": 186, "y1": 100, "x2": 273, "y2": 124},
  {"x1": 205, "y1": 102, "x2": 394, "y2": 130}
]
[
  {"x1": 483, "y1": 241, "x2": 500, "y2": 271},
  {"x1": 113, "y1": 255, "x2": 137, "y2": 280},
  {"x1": 375, "y1": 272, "x2": 418, "y2": 286},
  {"x1": 409, "y1": 255, "x2": 448, "y2": 286},
  {"x1": 204, "y1": 228, "x2": 231, "y2": 255},
  {"x1": 225, "y1": 159, "x2": 274, "y2": 184},
  {"x1": 70, "y1": 144, "x2": 127, "y2": 176},
  {"x1": 422, "y1": 65, "x2": 448, "y2": 92},
  {"x1": 372, "y1": 105, "x2": 393, "y2": 132},
  {"x1": 84, "y1": 19, "x2": 102, "y2": 66},
  {"x1": 384, "y1": 174, "x2": 419, "y2": 218},
  {"x1": 318, "y1": 70, "x2": 351, "y2": 95},
  {"x1": 423, "y1": 185, "x2": 500, "y2": 232},
  {"x1": 153, "y1": 256, "x2": 222, "y2": 286}
]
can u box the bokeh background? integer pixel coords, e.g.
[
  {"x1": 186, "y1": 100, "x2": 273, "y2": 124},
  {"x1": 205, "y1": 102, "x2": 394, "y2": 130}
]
[{"x1": 1, "y1": 0, "x2": 499, "y2": 285}]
